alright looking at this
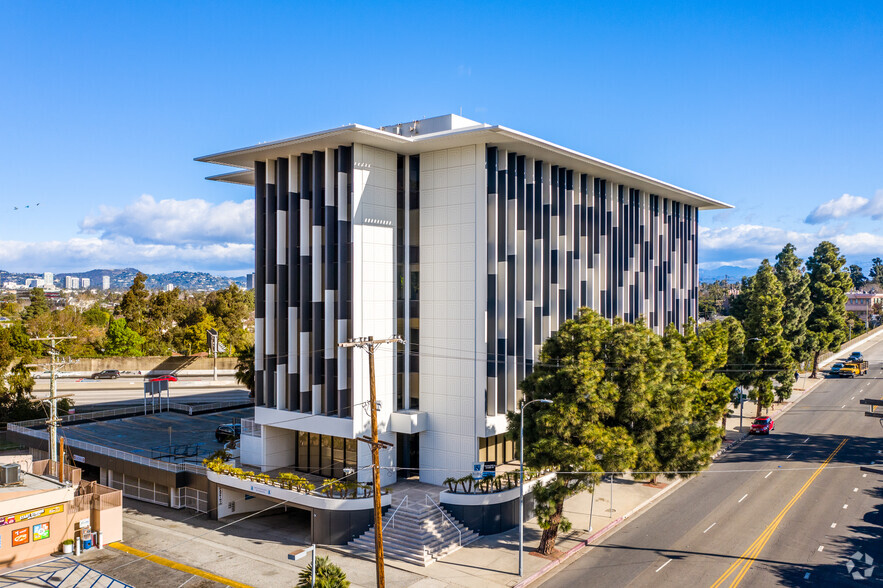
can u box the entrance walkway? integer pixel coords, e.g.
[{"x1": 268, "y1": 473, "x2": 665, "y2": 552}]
[{"x1": 0, "y1": 557, "x2": 131, "y2": 588}]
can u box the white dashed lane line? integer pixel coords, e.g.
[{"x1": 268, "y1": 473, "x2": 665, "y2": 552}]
[
  {"x1": 703, "y1": 523, "x2": 716, "y2": 534},
  {"x1": 738, "y1": 494, "x2": 748, "y2": 503},
  {"x1": 764, "y1": 472, "x2": 772, "y2": 479},
  {"x1": 656, "y1": 559, "x2": 672, "y2": 573},
  {"x1": 786, "y1": 453, "x2": 793, "y2": 459},
  {"x1": 803, "y1": 437, "x2": 809, "y2": 443}
]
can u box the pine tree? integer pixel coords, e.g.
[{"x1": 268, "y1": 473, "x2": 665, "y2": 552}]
[
  {"x1": 742, "y1": 260, "x2": 793, "y2": 415},
  {"x1": 849, "y1": 264, "x2": 868, "y2": 290},
  {"x1": 775, "y1": 244, "x2": 813, "y2": 372},
  {"x1": 807, "y1": 241, "x2": 852, "y2": 377},
  {"x1": 870, "y1": 257, "x2": 883, "y2": 286},
  {"x1": 118, "y1": 272, "x2": 149, "y2": 334}
]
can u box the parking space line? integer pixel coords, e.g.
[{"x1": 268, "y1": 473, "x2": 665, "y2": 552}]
[
  {"x1": 831, "y1": 523, "x2": 837, "y2": 528},
  {"x1": 108, "y1": 543, "x2": 252, "y2": 588},
  {"x1": 818, "y1": 545, "x2": 824, "y2": 552},
  {"x1": 764, "y1": 472, "x2": 772, "y2": 479}
]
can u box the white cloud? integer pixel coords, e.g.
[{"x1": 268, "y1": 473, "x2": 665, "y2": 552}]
[
  {"x1": 79, "y1": 195, "x2": 254, "y2": 245},
  {"x1": 699, "y1": 223, "x2": 883, "y2": 269},
  {"x1": 0, "y1": 237, "x2": 253, "y2": 274},
  {"x1": 805, "y1": 190, "x2": 883, "y2": 224}
]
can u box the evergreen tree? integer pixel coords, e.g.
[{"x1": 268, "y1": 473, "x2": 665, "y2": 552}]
[
  {"x1": 775, "y1": 244, "x2": 813, "y2": 369},
  {"x1": 21, "y1": 288, "x2": 50, "y2": 322},
  {"x1": 870, "y1": 257, "x2": 883, "y2": 286},
  {"x1": 235, "y1": 344, "x2": 255, "y2": 397},
  {"x1": 742, "y1": 260, "x2": 793, "y2": 415},
  {"x1": 103, "y1": 318, "x2": 144, "y2": 356},
  {"x1": 807, "y1": 241, "x2": 852, "y2": 377},
  {"x1": 118, "y1": 272, "x2": 149, "y2": 334},
  {"x1": 849, "y1": 264, "x2": 868, "y2": 290},
  {"x1": 728, "y1": 276, "x2": 754, "y2": 322}
]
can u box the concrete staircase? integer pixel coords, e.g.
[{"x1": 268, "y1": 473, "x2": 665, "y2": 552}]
[{"x1": 348, "y1": 496, "x2": 479, "y2": 566}]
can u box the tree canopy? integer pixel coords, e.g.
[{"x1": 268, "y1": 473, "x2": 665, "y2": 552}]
[
  {"x1": 806, "y1": 241, "x2": 851, "y2": 377},
  {"x1": 775, "y1": 244, "x2": 813, "y2": 367},
  {"x1": 510, "y1": 309, "x2": 736, "y2": 554}
]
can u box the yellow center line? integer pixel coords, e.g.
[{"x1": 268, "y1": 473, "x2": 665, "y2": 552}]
[
  {"x1": 109, "y1": 542, "x2": 254, "y2": 588},
  {"x1": 710, "y1": 438, "x2": 848, "y2": 588}
]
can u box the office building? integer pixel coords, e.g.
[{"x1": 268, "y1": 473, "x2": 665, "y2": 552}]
[
  {"x1": 197, "y1": 114, "x2": 730, "y2": 486},
  {"x1": 102, "y1": 275, "x2": 111, "y2": 290},
  {"x1": 64, "y1": 276, "x2": 79, "y2": 290},
  {"x1": 246, "y1": 273, "x2": 255, "y2": 290},
  {"x1": 43, "y1": 272, "x2": 54, "y2": 289},
  {"x1": 80, "y1": 278, "x2": 90, "y2": 289}
]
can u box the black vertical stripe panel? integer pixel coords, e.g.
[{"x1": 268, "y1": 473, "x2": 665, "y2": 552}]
[
  {"x1": 299, "y1": 153, "x2": 313, "y2": 413},
  {"x1": 486, "y1": 147, "x2": 498, "y2": 417},
  {"x1": 254, "y1": 161, "x2": 266, "y2": 406},
  {"x1": 266, "y1": 164, "x2": 277, "y2": 409},
  {"x1": 338, "y1": 145, "x2": 352, "y2": 417},
  {"x1": 276, "y1": 158, "x2": 289, "y2": 409},
  {"x1": 288, "y1": 156, "x2": 301, "y2": 413}
]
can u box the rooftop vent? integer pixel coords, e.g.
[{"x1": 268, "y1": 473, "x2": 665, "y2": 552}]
[{"x1": 0, "y1": 463, "x2": 21, "y2": 486}]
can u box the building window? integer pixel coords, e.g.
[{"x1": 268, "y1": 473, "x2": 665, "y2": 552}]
[{"x1": 293, "y1": 432, "x2": 359, "y2": 478}]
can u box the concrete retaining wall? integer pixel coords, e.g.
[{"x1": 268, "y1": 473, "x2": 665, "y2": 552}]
[{"x1": 31, "y1": 355, "x2": 238, "y2": 373}]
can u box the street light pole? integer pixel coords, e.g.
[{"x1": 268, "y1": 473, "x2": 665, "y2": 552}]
[{"x1": 520, "y1": 398, "x2": 553, "y2": 577}]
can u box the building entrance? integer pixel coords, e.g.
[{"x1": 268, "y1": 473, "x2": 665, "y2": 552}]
[{"x1": 396, "y1": 433, "x2": 420, "y2": 480}]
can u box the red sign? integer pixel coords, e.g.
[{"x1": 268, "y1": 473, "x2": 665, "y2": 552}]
[{"x1": 12, "y1": 528, "x2": 29, "y2": 546}]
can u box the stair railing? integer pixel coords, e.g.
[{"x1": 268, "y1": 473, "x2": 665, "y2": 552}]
[
  {"x1": 382, "y1": 495, "x2": 409, "y2": 531},
  {"x1": 424, "y1": 493, "x2": 461, "y2": 552}
]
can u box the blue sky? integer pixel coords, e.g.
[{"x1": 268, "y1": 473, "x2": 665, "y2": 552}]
[{"x1": 1, "y1": 1, "x2": 881, "y2": 276}]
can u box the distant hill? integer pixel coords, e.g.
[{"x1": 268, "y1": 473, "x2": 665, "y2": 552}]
[
  {"x1": 698, "y1": 265, "x2": 754, "y2": 283},
  {"x1": 0, "y1": 268, "x2": 249, "y2": 291}
]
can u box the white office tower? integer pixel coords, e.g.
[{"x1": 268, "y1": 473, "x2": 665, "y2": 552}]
[
  {"x1": 80, "y1": 278, "x2": 91, "y2": 289},
  {"x1": 64, "y1": 276, "x2": 80, "y2": 290},
  {"x1": 102, "y1": 275, "x2": 111, "y2": 290},
  {"x1": 197, "y1": 114, "x2": 731, "y2": 486},
  {"x1": 43, "y1": 272, "x2": 54, "y2": 288}
]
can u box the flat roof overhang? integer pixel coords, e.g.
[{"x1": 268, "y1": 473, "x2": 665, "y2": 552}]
[{"x1": 197, "y1": 124, "x2": 732, "y2": 211}]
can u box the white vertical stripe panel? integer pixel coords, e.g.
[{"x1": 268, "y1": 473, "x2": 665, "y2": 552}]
[
  {"x1": 312, "y1": 226, "x2": 322, "y2": 299},
  {"x1": 324, "y1": 294, "x2": 334, "y2": 359},
  {"x1": 337, "y1": 319, "x2": 348, "y2": 382},
  {"x1": 325, "y1": 148, "x2": 335, "y2": 206},
  {"x1": 312, "y1": 385, "x2": 321, "y2": 415},
  {"x1": 299, "y1": 332, "x2": 310, "y2": 392},
  {"x1": 255, "y1": 318, "x2": 265, "y2": 367},
  {"x1": 276, "y1": 210, "x2": 287, "y2": 261},
  {"x1": 266, "y1": 159, "x2": 276, "y2": 184},
  {"x1": 337, "y1": 172, "x2": 348, "y2": 214},
  {"x1": 276, "y1": 368, "x2": 286, "y2": 410},
  {"x1": 288, "y1": 308, "x2": 297, "y2": 373},
  {"x1": 265, "y1": 284, "x2": 276, "y2": 354}
]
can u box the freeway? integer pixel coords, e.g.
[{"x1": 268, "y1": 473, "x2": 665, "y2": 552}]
[
  {"x1": 31, "y1": 376, "x2": 250, "y2": 409},
  {"x1": 540, "y1": 337, "x2": 883, "y2": 587}
]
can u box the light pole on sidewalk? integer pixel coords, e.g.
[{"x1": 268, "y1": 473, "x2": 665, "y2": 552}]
[{"x1": 520, "y1": 398, "x2": 553, "y2": 577}]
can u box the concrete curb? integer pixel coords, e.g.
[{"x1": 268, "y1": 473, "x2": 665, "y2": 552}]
[{"x1": 514, "y1": 478, "x2": 684, "y2": 588}]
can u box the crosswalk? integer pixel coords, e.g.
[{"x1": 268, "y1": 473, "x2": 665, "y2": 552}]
[{"x1": 0, "y1": 557, "x2": 131, "y2": 588}]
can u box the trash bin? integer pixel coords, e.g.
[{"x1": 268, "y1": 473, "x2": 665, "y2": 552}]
[{"x1": 83, "y1": 534, "x2": 93, "y2": 550}]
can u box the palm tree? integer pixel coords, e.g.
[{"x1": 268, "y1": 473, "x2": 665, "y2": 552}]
[
  {"x1": 296, "y1": 555, "x2": 350, "y2": 588},
  {"x1": 235, "y1": 344, "x2": 255, "y2": 398}
]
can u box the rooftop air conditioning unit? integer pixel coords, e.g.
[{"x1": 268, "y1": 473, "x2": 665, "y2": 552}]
[{"x1": 0, "y1": 463, "x2": 21, "y2": 486}]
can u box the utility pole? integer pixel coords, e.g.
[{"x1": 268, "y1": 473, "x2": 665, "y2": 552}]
[
  {"x1": 339, "y1": 335, "x2": 403, "y2": 588},
  {"x1": 28, "y1": 335, "x2": 76, "y2": 464}
]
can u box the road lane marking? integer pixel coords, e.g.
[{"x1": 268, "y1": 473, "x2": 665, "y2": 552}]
[
  {"x1": 655, "y1": 559, "x2": 672, "y2": 572},
  {"x1": 109, "y1": 543, "x2": 252, "y2": 588},
  {"x1": 710, "y1": 438, "x2": 848, "y2": 588},
  {"x1": 854, "y1": 488, "x2": 859, "y2": 492},
  {"x1": 818, "y1": 545, "x2": 824, "y2": 552},
  {"x1": 842, "y1": 405, "x2": 846, "y2": 409},
  {"x1": 786, "y1": 453, "x2": 793, "y2": 459},
  {"x1": 739, "y1": 494, "x2": 748, "y2": 503},
  {"x1": 864, "y1": 474, "x2": 868, "y2": 478},
  {"x1": 843, "y1": 504, "x2": 849, "y2": 509},
  {"x1": 764, "y1": 472, "x2": 772, "y2": 479},
  {"x1": 704, "y1": 523, "x2": 717, "y2": 533},
  {"x1": 831, "y1": 523, "x2": 837, "y2": 528},
  {"x1": 852, "y1": 396, "x2": 855, "y2": 400},
  {"x1": 803, "y1": 438, "x2": 809, "y2": 443}
]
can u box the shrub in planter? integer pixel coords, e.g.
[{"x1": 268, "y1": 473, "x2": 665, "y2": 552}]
[{"x1": 296, "y1": 555, "x2": 350, "y2": 588}]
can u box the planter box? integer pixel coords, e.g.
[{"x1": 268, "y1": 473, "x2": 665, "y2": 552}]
[{"x1": 439, "y1": 474, "x2": 555, "y2": 535}]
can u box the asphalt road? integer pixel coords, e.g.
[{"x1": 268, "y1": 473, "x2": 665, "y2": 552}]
[
  {"x1": 31, "y1": 376, "x2": 250, "y2": 408},
  {"x1": 540, "y1": 338, "x2": 883, "y2": 587}
]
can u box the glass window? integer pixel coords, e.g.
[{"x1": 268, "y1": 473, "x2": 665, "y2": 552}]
[
  {"x1": 333, "y1": 437, "x2": 345, "y2": 479},
  {"x1": 297, "y1": 432, "x2": 309, "y2": 472},
  {"x1": 478, "y1": 437, "x2": 487, "y2": 462},
  {"x1": 345, "y1": 438, "x2": 358, "y2": 471},
  {"x1": 320, "y1": 435, "x2": 333, "y2": 477},
  {"x1": 309, "y1": 433, "x2": 320, "y2": 475}
]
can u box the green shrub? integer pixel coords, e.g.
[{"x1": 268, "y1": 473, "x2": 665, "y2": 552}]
[{"x1": 296, "y1": 555, "x2": 350, "y2": 588}]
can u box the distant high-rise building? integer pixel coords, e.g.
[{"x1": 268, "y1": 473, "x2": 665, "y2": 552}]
[
  {"x1": 80, "y1": 278, "x2": 91, "y2": 289},
  {"x1": 102, "y1": 275, "x2": 111, "y2": 290},
  {"x1": 246, "y1": 273, "x2": 254, "y2": 290},
  {"x1": 25, "y1": 278, "x2": 38, "y2": 288},
  {"x1": 43, "y1": 272, "x2": 54, "y2": 288},
  {"x1": 165, "y1": 284, "x2": 174, "y2": 292},
  {"x1": 64, "y1": 276, "x2": 80, "y2": 290}
]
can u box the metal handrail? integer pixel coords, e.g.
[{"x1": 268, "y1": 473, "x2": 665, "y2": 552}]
[
  {"x1": 425, "y1": 493, "x2": 461, "y2": 549},
  {"x1": 382, "y1": 495, "x2": 408, "y2": 531}
]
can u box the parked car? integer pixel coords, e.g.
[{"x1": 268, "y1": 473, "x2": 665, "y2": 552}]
[
  {"x1": 149, "y1": 375, "x2": 178, "y2": 382},
  {"x1": 849, "y1": 351, "x2": 864, "y2": 361},
  {"x1": 750, "y1": 416, "x2": 775, "y2": 435},
  {"x1": 91, "y1": 370, "x2": 120, "y2": 379},
  {"x1": 215, "y1": 423, "x2": 242, "y2": 443}
]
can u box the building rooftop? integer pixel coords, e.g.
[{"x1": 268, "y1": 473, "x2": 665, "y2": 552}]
[{"x1": 196, "y1": 114, "x2": 731, "y2": 211}]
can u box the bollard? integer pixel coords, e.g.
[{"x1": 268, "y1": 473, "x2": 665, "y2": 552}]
[
  {"x1": 98, "y1": 531, "x2": 103, "y2": 549},
  {"x1": 75, "y1": 537, "x2": 81, "y2": 556}
]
